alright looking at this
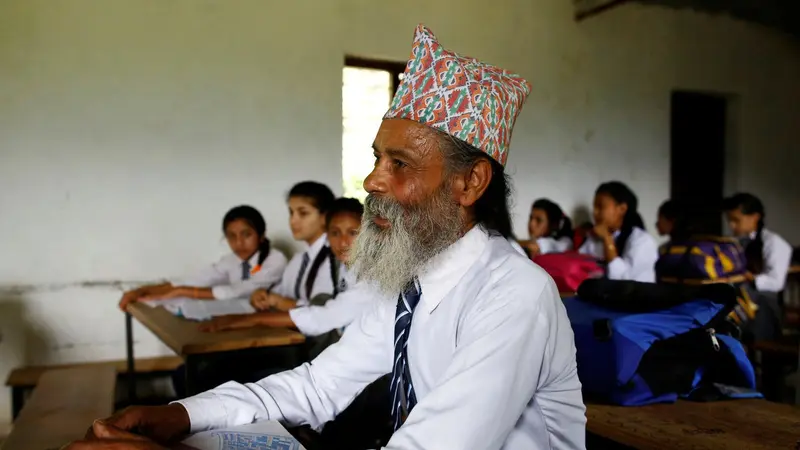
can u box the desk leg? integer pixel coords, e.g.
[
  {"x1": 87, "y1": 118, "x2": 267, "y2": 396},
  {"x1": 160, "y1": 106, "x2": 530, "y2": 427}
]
[
  {"x1": 795, "y1": 342, "x2": 800, "y2": 405},
  {"x1": 184, "y1": 354, "x2": 203, "y2": 397},
  {"x1": 125, "y1": 312, "x2": 137, "y2": 402},
  {"x1": 11, "y1": 386, "x2": 24, "y2": 420}
]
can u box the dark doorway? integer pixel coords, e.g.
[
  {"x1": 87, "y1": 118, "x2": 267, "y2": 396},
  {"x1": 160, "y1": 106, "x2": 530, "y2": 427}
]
[{"x1": 670, "y1": 91, "x2": 728, "y2": 236}]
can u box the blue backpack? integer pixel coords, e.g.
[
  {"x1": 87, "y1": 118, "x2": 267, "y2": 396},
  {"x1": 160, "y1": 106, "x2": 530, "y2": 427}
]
[{"x1": 564, "y1": 280, "x2": 761, "y2": 406}]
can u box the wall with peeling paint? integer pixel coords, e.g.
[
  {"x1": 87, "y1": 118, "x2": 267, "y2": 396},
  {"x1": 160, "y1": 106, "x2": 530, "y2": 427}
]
[{"x1": 0, "y1": 0, "x2": 798, "y2": 424}]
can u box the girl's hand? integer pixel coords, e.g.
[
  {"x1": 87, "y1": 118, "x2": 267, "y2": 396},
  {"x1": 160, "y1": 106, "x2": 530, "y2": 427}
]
[
  {"x1": 269, "y1": 294, "x2": 297, "y2": 312},
  {"x1": 119, "y1": 290, "x2": 144, "y2": 311},
  {"x1": 592, "y1": 223, "x2": 611, "y2": 240},
  {"x1": 250, "y1": 289, "x2": 274, "y2": 310},
  {"x1": 198, "y1": 315, "x2": 252, "y2": 333},
  {"x1": 139, "y1": 287, "x2": 187, "y2": 302},
  {"x1": 525, "y1": 240, "x2": 542, "y2": 257}
]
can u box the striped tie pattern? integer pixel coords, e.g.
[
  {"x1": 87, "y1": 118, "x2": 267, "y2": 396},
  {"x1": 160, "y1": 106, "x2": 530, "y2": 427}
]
[
  {"x1": 390, "y1": 279, "x2": 422, "y2": 430},
  {"x1": 293, "y1": 253, "x2": 311, "y2": 299},
  {"x1": 241, "y1": 261, "x2": 251, "y2": 281}
]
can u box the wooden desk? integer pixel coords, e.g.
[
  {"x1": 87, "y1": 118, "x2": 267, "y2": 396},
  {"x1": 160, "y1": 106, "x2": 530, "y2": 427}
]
[
  {"x1": 789, "y1": 265, "x2": 800, "y2": 275},
  {"x1": 2, "y1": 366, "x2": 116, "y2": 450},
  {"x1": 126, "y1": 303, "x2": 306, "y2": 396},
  {"x1": 128, "y1": 303, "x2": 305, "y2": 355},
  {"x1": 587, "y1": 400, "x2": 800, "y2": 449}
]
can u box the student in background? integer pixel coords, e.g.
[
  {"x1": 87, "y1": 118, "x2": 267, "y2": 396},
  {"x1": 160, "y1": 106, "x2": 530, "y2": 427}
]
[
  {"x1": 723, "y1": 193, "x2": 792, "y2": 293},
  {"x1": 523, "y1": 198, "x2": 574, "y2": 257},
  {"x1": 579, "y1": 181, "x2": 658, "y2": 282},
  {"x1": 118, "y1": 205, "x2": 287, "y2": 310},
  {"x1": 656, "y1": 199, "x2": 683, "y2": 239},
  {"x1": 247, "y1": 181, "x2": 337, "y2": 311},
  {"x1": 201, "y1": 198, "x2": 369, "y2": 337}
]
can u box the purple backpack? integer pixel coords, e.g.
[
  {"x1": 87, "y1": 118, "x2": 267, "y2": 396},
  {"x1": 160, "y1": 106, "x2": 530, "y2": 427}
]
[
  {"x1": 656, "y1": 236, "x2": 747, "y2": 282},
  {"x1": 656, "y1": 236, "x2": 756, "y2": 325}
]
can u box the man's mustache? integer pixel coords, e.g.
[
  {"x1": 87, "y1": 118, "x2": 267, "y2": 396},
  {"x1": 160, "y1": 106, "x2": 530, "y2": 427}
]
[{"x1": 364, "y1": 195, "x2": 404, "y2": 223}]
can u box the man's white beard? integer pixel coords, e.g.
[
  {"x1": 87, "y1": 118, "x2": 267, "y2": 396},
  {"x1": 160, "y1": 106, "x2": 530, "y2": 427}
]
[{"x1": 348, "y1": 185, "x2": 465, "y2": 295}]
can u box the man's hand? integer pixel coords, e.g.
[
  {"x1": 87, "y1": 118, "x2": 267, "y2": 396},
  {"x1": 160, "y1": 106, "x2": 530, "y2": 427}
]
[
  {"x1": 250, "y1": 289, "x2": 274, "y2": 310},
  {"x1": 198, "y1": 314, "x2": 253, "y2": 333},
  {"x1": 84, "y1": 405, "x2": 191, "y2": 444},
  {"x1": 64, "y1": 420, "x2": 173, "y2": 449}
]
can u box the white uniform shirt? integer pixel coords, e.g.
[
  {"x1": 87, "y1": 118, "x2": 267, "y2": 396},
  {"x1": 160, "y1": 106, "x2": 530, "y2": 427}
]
[
  {"x1": 508, "y1": 238, "x2": 527, "y2": 256},
  {"x1": 751, "y1": 228, "x2": 793, "y2": 292},
  {"x1": 537, "y1": 236, "x2": 574, "y2": 254},
  {"x1": 178, "y1": 227, "x2": 586, "y2": 450},
  {"x1": 288, "y1": 264, "x2": 370, "y2": 337},
  {"x1": 273, "y1": 234, "x2": 335, "y2": 306},
  {"x1": 175, "y1": 250, "x2": 287, "y2": 300},
  {"x1": 579, "y1": 227, "x2": 658, "y2": 282}
]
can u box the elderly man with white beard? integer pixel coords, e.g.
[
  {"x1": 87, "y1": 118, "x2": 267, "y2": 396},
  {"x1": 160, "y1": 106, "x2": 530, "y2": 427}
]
[{"x1": 66, "y1": 25, "x2": 586, "y2": 450}]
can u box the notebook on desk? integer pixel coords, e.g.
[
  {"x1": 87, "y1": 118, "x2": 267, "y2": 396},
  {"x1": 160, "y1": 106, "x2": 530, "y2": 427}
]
[
  {"x1": 180, "y1": 420, "x2": 305, "y2": 450},
  {"x1": 141, "y1": 298, "x2": 255, "y2": 321}
]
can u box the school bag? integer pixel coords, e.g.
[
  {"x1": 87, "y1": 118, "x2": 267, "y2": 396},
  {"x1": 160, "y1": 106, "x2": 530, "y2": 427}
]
[
  {"x1": 563, "y1": 279, "x2": 760, "y2": 406},
  {"x1": 656, "y1": 235, "x2": 757, "y2": 325},
  {"x1": 303, "y1": 247, "x2": 342, "y2": 359},
  {"x1": 572, "y1": 223, "x2": 593, "y2": 251},
  {"x1": 532, "y1": 252, "x2": 603, "y2": 293}
]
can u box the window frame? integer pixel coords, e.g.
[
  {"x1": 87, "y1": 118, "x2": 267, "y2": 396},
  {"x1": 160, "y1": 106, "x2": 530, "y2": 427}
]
[{"x1": 344, "y1": 56, "x2": 406, "y2": 98}]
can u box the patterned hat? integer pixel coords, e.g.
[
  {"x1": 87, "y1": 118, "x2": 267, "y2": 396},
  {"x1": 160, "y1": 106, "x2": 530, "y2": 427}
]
[{"x1": 383, "y1": 24, "x2": 531, "y2": 166}]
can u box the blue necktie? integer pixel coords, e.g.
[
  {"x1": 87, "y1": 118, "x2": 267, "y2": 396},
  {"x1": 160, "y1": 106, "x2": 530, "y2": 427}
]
[
  {"x1": 293, "y1": 253, "x2": 311, "y2": 299},
  {"x1": 241, "y1": 261, "x2": 251, "y2": 281},
  {"x1": 390, "y1": 279, "x2": 421, "y2": 430}
]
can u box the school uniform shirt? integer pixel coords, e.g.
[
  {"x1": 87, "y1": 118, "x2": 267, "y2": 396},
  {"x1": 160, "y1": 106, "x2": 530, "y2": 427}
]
[
  {"x1": 174, "y1": 250, "x2": 288, "y2": 300},
  {"x1": 272, "y1": 234, "x2": 335, "y2": 305},
  {"x1": 536, "y1": 236, "x2": 574, "y2": 254},
  {"x1": 178, "y1": 226, "x2": 587, "y2": 450},
  {"x1": 288, "y1": 264, "x2": 371, "y2": 337},
  {"x1": 579, "y1": 227, "x2": 658, "y2": 283},
  {"x1": 750, "y1": 228, "x2": 793, "y2": 293},
  {"x1": 508, "y1": 238, "x2": 527, "y2": 256}
]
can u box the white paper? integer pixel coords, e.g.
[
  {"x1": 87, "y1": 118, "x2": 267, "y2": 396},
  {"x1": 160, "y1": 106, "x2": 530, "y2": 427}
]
[
  {"x1": 180, "y1": 421, "x2": 305, "y2": 450},
  {"x1": 140, "y1": 297, "x2": 192, "y2": 314},
  {"x1": 139, "y1": 298, "x2": 254, "y2": 321},
  {"x1": 179, "y1": 299, "x2": 255, "y2": 321}
]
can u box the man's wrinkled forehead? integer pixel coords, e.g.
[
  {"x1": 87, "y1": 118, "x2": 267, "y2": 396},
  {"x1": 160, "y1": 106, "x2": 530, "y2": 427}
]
[{"x1": 372, "y1": 118, "x2": 441, "y2": 160}]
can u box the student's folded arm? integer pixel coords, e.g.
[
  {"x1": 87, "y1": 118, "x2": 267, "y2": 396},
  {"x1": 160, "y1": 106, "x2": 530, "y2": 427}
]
[
  {"x1": 607, "y1": 238, "x2": 658, "y2": 283},
  {"x1": 555, "y1": 236, "x2": 575, "y2": 252},
  {"x1": 209, "y1": 254, "x2": 287, "y2": 300},
  {"x1": 536, "y1": 237, "x2": 557, "y2": 254},
  {"x1": 175, "y1": 299, "x2": 392, "y2": 432},
  {"x1": 754, "y1": 238, "x2": 793, "y2": 292},
  {"x1": 385, "y1": 285, "x2": 549, "y2": 450},
  {"x1": 289, "y1": 287, "x2": 372, "y2": 336},
  {"x1": 244, "y1": 311, "x2": 295, "y2": 329},
  {"x1": 175, "y1": 260, "x2": 229, "y2": 291},
  {"x1": 212, "y1": 277, "x2": 279, "y2": 301}
]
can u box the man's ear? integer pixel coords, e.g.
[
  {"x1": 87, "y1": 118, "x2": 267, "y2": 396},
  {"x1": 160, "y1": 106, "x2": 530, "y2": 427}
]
[{"x1": 453, "y1": 158, "x2": 493, "y2": 208}]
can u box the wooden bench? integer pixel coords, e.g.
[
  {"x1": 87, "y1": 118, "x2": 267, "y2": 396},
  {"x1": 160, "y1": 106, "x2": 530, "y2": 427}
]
[
  {"x1": 2, "y1": 366, "x2": 116, "y2": 450},
  {"x1": 6, "y1": 355, "x2": 183, "y2": 419},
  {"x1": 587, "y1": 399, "x2": 800, "y2": 449}
]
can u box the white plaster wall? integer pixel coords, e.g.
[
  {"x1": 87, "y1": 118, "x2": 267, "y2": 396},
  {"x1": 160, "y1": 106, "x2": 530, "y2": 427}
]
[{"x1": 0, "y1": 0, "x2": 798, "y2": 423}]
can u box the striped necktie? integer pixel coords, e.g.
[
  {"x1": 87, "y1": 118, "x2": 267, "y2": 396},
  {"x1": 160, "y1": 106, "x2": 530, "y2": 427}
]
[
  {"x1": 293, "y1": 253, "x2": 311, "y2": 299},
  {"x1": 241, "y1": 260, "x2": 251, "y2": 281},
  {"x1": 390, "y1": 279, "x2": 421, "y2": 430}
]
